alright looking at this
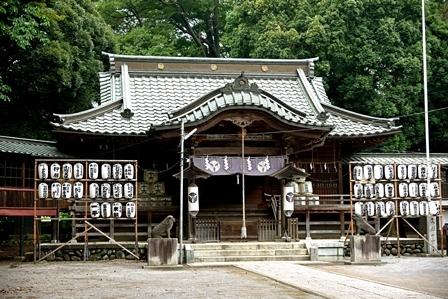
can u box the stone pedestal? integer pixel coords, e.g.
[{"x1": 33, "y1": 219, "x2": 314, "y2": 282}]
[
  {"x1": 350, "y1": 235, "x2": 381, "y2": 263},
  {"x1": 148, "y1": 238, "x2": 178, "y2": 266}
]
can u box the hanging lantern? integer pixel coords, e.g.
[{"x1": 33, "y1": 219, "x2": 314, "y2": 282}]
[
  {"x1": 363, "y1": 165, "x2": 373, "y2": 180},
  {"x1": 400, "y1": 201, "x2": 409, "y2": 217},
  {"x1": 50, "y1": 163, "x2": 61, "y2": 179},
  {"x1": 429, "y1": 164, "x2": 438, "y2": 179},
  {"x1": 419, "y1": 201, "x2": 429, "y2": 216},
  {"x1": 112, "y1": 202, "x2": 122, "y2": 218},
  {"x1": 398, "y1": 183, "x2": 409, "y2": 198},
  {"x1": 62, "y1": 182, "x2": 72, "y2": 199},
  {"x1": 303, "y1": 181, "x2": 313, "y2": 194},
  {"x1": 73, "y1": 163, "x2": 84, "y2": 179},
  {"x1": 90, "y1": 202, "x2": 100, "y2": 218},
  {"x1": 384, "y1": 164, "x2": 394, "y2": 180},
  {"x1": 101, "y1": 202, "x2": 111, "y2": 218},
  {"x1": 112, "y1": 164, "x2": 123, "y2": 179},
  {"x1": 375, "y1": 183, "x2": 385, "y2": 198},
  {"x1": 282, "y1": 185, "x2": 294, "y2": 217},
  {"x1": 354, "y1": 202, "x2": 364, "y2": 216},
  {"x1": 51, "y1": 182, "x2": 62, "y2": 199},
  {"x1": 353, "y1": 166, "x2": 363, "y2": 180},
  {"x1": 124, "y1": 183, "x2": 134, "y2": 199},
  {"x1": 124, "y1": 163, "x2": 134, "y2": 180},
  {"x1": 38, "y1": 163, "x2": 48, "y2": 180},
  {"x1": 419, "y1": 183, "x2": 428, "y2": 198},
  {"x1": 408, "y1": 183, "x2": 418, "y2": 198},
  {"x1": 407, "y1": 164, "x2": 417, "y2": 180},
  {"x1": 364, "y1": 184, "x2": 374, "y2": 199},
  {"x1": 418, "y1": 164, "x2": 428, "y2": 179},
  {"x1": 113, "y1": 183, "x2": 123, "y2": 199},
  {"x1": 354, "y1": 183, "x2": 363, "y2": 198},
  {"x1": 126, "y1": 202, "x2": 136, "y2": 218},
  {"x1": 429, "y1": 201, "x2": 439, "y2": 216},
  {"x1": 101, "y1": 183, "x2": 111, "y2": 199},
  {"x1": 88, "y1": 163, "x2": 99, "y2": 179},
  {"x1": 385, "y1": 201, "x2": 395, "y2": 216},
  {"x1": 296, "y1": 196, "x2": 306, "y2": 206},
  {"x1": 62, "y1": 163, "x2": 72, "y2": 179},
  {"x1": 73, "y1": 182, "x2": 84, "y2": 199},
  {"x1": 385, "y1": 183, "x2": 394, "y2": 198},
  {"x1": 89, "y1": 183, "x2": 99, "y2": 199},
  {"x1": 373, "y1": 165, "x2": 383, "y2": 180},
  {"x1": 430, "y1": 182, "x2": 440, "y2": 198},
  {"x1": 101, "y1": 164, "x2": 111, "y2": 179},
  {"x1": 375, "y1": 201, "x2": 387, "y2": 218},
  {"x1": 188, "y1": 183, "x2": 199, "y2": 217},
  {"x1": 366, "y1": 201, "x2": 375, "y2": 217},
  {"x1": 397, "y1": 164, "x2": 407, "y2": 180},
  {"x1": 309, "y1": 195, "x2": 319, "y2": 205},
  {"x1": 38, "y1": 183, "x2": 49, "y2": 199},
  {"x1": 409, "y1": 201, "x2": 419, "y2": 217}
]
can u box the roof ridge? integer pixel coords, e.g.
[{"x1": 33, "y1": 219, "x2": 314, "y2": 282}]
[{"x1": 323, "y1": 103, "x2": 399, "y2": 127}]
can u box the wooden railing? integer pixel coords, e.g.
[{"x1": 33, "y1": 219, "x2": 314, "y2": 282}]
[
  {"x1": 194, "y1": 218, "x2": 220, "y2": 242},
  {"x1": 0, "y1": 187, "x2": 34, "y2": 207},
  {"x1": 257, "y1": 219, "x2": 277, "y2": 241}
]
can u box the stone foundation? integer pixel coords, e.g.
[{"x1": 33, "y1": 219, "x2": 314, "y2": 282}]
[{"x1": 344, "y1": 240, "x2": 427, "y2": 257}]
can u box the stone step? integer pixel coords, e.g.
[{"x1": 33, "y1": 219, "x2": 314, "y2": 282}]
[
  {"x1": 193, "y1": 248, "x2": 308, "y2": 257},
  {"x1": 194, "y1": 255, "x2": 310, "y2": 263},
  {"x1": 189, "y1": 242, "x2": 306, "y2": 251}
]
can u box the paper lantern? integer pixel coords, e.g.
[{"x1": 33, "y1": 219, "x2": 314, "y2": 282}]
[
  {"x1": 375, "y1": 183, "x2": 385, "y2": 198},
  {"x1": 429, "y1": 164, "x2": 438, "y2": 179},
  {"x1": 384, "y1": 165, "x2": 394, "y2": 180},
  {"x1": 354, "y1": 183, "x2": 363, "y2": 198},
  {"x1": 112, "y1": 164, "x2": 123, "y2": 179},
  {"x1": 419, "y1": 201, "x2": 429, "y2": 216},
  {"x1": 430, "y1": 182, "x2": 440, "y2": 198},
  {"x1": 354, "y1": 202, "x2": 364, "y2": 216},
  {"x1": 400, "y1": 201, "x2": 409, "y2": 217},
  {"x1": 90, "y1": 202, "x2": 100, "y2": 218},
  {"x1": 282, "y1": 185, "x2": 294, "y2": 217},
  {"x1": 429, "y1": 201, "x2": 439, "y2": 216},
  {"x1": 408, "y1": 183, "x2": 418, "y2": 198},
  {"x1": 101, "y1": 202, "x2": 111, "y2": 218},
  {"x1": 303, "y1": 181, "x2": 313, "y2": 194},
  {"x1": 38, "y1": 163, "x2": 48, "y2": 180},
  {"x1": 407, "y1": 164, "x2": 417, "y2": 180},
  {"x1": 88, "y1": 163, "x2": 99, "y2": 179},
  {"x1": 113, "y1": 183, "x2": 123, "y2": 199},
  {"x1": 375, "y1": 201, "x2": 387, "y2": 218},
  {"x1": 101, "y1": 183, "x2": 111, "y2": 199},
  {"x1": 409, "y1": 201, "x2": 419, "y2": 217},
  {"x1": 112, "y1": 202, "x2": 122, "y2": 218},
  {"x1": 89, "y1": 183, "x2": 99, "y2": 199},
  {"x1": 363, "y1": 165, "x2": 373, "y2": 180},
  {"x1": 418, "y1": 164, "x2": 428, "y2": 179},
  {"x1": 296, "y1": 196, "x2": 306, "y2": 206},
  {"x1": 364, "y1": 184, "x2": 374, "y2": 199},
  {"x1": 373, "y1": 165, "x2": 383, "y2": 180},
  {"x1": 73, "y1": 182, "x2": 84, "y2": 199},
  {"x1": 385, "y1": 183, "x2": 394, "y2": 198},
  {"x1": 51, "y1": 182, "x2": 61, "y2": 199},
  {"x1": 419, "y1": 183, "x2": 428, "y2": 198},
  {"x1": 126, "y1": 202, "x2": 136, "y2": 218},
  {"x1": 385, "y1": 201, "x2": 395, "y2": 216},
  {"x1": 353, "y1": 166, "x2": 363, "y2": 180},
  {"x1": 62, "y1": 163, "x2": 72, "y2": 179},
  {"x1": 398, "y1": 183, "x2": 409, "y2": 198},
  {"x1": 73, "y1": 163, "x2": 84, "y2": 179},
  {"x1": 62, "y1": 182, "x2": 72, "y2": 199},
  {"x1": 50, "y1": 163, "x2": 61, "y2": 179},
  {"x1": 124, "y1": 163, "x2": 134, "y2": 180},
  {"x1": 366, "y1": 201, "x2": 375, "y2": 217},
  {"x1": 397, "y1": 165, "x2": 407, "y2": 180},
  {"x1": 309, "y1": 195, "x2": 319, "y2": 205},
  {"x1": 101, "y1": 164, "x2": 111, "y2": 179},
  {"x1": 38, "y1": 183, "x2": 49, "y2": 199},
  {"x1": 188, "y1": 183, "x2": 199, "y2": 217},
  {"x1": 124, "y1": 183, "x2": 134, "y2": 199}
]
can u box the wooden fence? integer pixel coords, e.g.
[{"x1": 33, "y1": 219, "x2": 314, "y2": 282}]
[{"x1": 194, "y1": 218, "x2": 220, "y2": 242}]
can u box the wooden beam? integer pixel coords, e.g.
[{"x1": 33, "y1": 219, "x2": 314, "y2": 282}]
[{"x1": 194, "y1": 146, "x2": 280, "y2": 156}]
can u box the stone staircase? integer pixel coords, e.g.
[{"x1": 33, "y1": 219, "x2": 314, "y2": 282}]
[{"x1": 187, "y1": 242, "x2": 309, "y2": 263}]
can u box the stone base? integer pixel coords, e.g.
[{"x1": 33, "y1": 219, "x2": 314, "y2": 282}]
[
  {"x1": 148, "y1": 238, "x2": 178, "y2": 266},
  {"x1": 350, "y1": 235, "x2": 381, "y2": 263}
]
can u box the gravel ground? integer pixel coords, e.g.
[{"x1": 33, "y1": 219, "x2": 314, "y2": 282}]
[{"x1": 0, "y1": 260, "x2": 321, "y2": 299}]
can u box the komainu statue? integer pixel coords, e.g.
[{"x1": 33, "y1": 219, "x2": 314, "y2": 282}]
[
  {"x1": 151, "y1": 215, "x2": 175, "y2": 238},
  {"x1": 353, "y1": 214, "x2": 376, "y2": 235}
]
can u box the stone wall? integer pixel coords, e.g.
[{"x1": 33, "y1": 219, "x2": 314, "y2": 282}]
[
  {"x1": 35, "y1": 246, "x2": 147, "y2": 262},
  {"x1": 344, "y1": 240, "x2": 427, "y2": 257}
]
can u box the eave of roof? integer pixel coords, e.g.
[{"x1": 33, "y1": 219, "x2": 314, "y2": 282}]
[
  {"x1": 0, "y1": 135, "x2": 71, "y2": 158},
  {"x1": 345, "y1": 153, "x2": 448, "y2": 165}
]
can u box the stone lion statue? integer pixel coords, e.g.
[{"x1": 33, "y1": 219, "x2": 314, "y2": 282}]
[
  {"x1": 353, "y1": 214, "x2": 376, "y2": 235},
  {"x1": 151, "y1": 215, "x2": 175, "y2": 238}
]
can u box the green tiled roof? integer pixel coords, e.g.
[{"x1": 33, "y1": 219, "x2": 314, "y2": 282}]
[{"x1": 0, "y1": 136, "x2": 71, "y2": 158}]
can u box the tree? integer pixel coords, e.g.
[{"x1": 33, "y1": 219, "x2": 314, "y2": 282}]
[{"x1": 0, "y1": 0, "x2": 115, "y2": 139}]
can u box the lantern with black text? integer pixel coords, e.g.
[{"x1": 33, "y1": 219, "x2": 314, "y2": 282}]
[
  {"x1": 397, "y1": 164, "x2": 407, "y2": 180},
  {"x1": 375, "y1": 183, "x2": 384, "y2": 198},
  {"x1": 73, "y1": 182, "x2": 84, "y2": 199},
  {"x1": 51, "y1": 182, "x2": 61, "y2": 199},
  {"x1": 89, "y1": 183, "x2": 99, "y2": 199},
  {"x1": 126, "y1": 202, "x2": 136, "y2": 218},
  {"x1": 62, "y1": 182, "x2": 72, "y2": 199},
  {"x1": 38, "y1": 163, "x2": 48, "y2": 180},
  {"x1": 124, "y1": 163, "x2": 134, "y2": 180},
  {"x1": 112, "y1": 202, "x2": 122, "y2": 218},
  {"x1": 373, "y1": 165, "x2": 383, "y2": 180},
  {"x1": 38, "y1": 183, "x2": 49, "y2": 199},
  {"x1": 282, "y1": 185, "x2": 294, "y2": 217},
  {"x1": 384, "y1": 165, "x2": 394, "y2": 180},
  {"x1": 363, "y1": 165, "x2": 373, "y2": 180},
  {"x1": 385, "y1": 201, "x2": 395, "y2": 216},
  {"x1": 188, "y1": 183, "x2": 199, "y2": 217},
  {"x1": 353, "y1": 166, "x2": 363, "y2": 180},
  {"x1": 88, "y1": 163, "x2": 99, "y2": 179},
  {"x1": 101, "y1": 202, "x2": 111, "y2": 218},
  {"x1": 354, "y1": 202, "x2": 364, "y2": 216},
  {"x1": 90, "y1": 202, "x2": 100, "y2": 218},
  {"x1": 62, "y1": 163, "x2": 72, "y2": 179},
  {"x1": 112, "y1": 164, "x2": 123, "y2": 179},
  {"x1": 113, "y1": 183, "x2": 123, "y2": 199},
  {"x1": 73, "y1": 163, "x2": 84, "y2": 179},
  {"x1": 400, "y1": 201, "x2": 409, "y2": 217},
  {"x1": 366, "y1": 201, "x2": 375, "y2": 217},
  {"x1": 409, "y1": 201, "x2": 419, "y2": 217},
  {"x1": 101, "y1": 164, "x2": 111, "y2": 179},
  {"x1": 408, "y1": 165, "x2": 417, "y2": 179},
  {"x1": 124, "y1": 183, "x2": 134, "y2": 199},
  {"x1": 50, "y1": 163, "x2": 60, "y2": 179},
  {"x1": 101, "y1": 183, "x2": 111, "y2": 199},
  {"x1": 419, "y1": 201, "x2": 429, "y2": 216}
]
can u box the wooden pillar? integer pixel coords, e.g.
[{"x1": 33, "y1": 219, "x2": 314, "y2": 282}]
[
  {"x1": 339, "y1": 212, "x2": 345, "y2": 238},
  {"x1": 110, "y1": 219, "x2": 115, "y2": 239},
  {"x1": 306, "y1": 210, "x2": 311, "y2": 239}
]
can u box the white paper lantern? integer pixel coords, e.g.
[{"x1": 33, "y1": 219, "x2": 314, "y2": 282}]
[
  {"x1": 430, "y1": 182, "x2": 440, "y2": 198},
  {"x1": 112, "y1": 164, "x2": 123, "y2": 179},
  {"x1": 419, "y1": 201, "x2": 429, "y2": 216},
  {"x1": 363, "y1": 165, "x2": 373, "y2": 180},
  {"x1": 354, "y1": 202, "x2": 364, "y2": 216},
  {"x1": 90, "y1": 202, "x2": 100, "y2": 218},
  {"x1": 353, "y1": 166, "x2": 363, "y2": 180},
  {"x1": 62, "y1": 163, "x2": 72, "y2": 179},
  {"x1": 385, "y1": 183, "x2": 394, "y2": 198},
  {"x1": 364, "y1": 184, "x2": 374, "y2": 199},
  {"x1": 384, "y1": 164, "x2": 394, "y2": 180},
  {"x1": 385, "y1": 201, "x2": 395, "y2": 216},
  {"x1": 400, "y1": 201, "x2": 409, "y2": 216},
  {"x1": 429, "y1": 164, "x2": 438, "y2": 179},
  {"x1": 88, "y1": 163, "x2": 99, "y2": 179},
  {"x1": 408, "y1": 182, "x2": 418, "y2": 198},
  {"x1": 397, "y1": 164, "x2": 407, "y2": 180},
  {"x1": 38, "y1": 163, "x2": 48, "y2": 180},
  {"x1": 38, "y1": 183, "x2": 49, "y2": 199},
  {"x1": 101, "y1": 183, "x2": 111, "y2": 199},
  {"x1": 124, "y1": 183, "x2": 134, "y2": 199},
  {"x1": 375, "y1": 183, "x2": 385, "y2": 198},
  {"x1": 419, "y1": 183, "x2": 428, "y2": 198},
  {"x1": 375, "y1": 201, "x2": 387, "y2": 218},
  {"x1": 354, "y1": 183, "x2": 363, "y2": 198},
  {"x1": 112, "y1": 202, "x2": 122, "y2": 218},
  {"x1": 113, "y1": 183, "x2": 123, "y2": 199},
  {"x1": 89, "y1": 183, "x2": 99, "y2": 199},
  {"x1": 50, "y1": 163, "x2": 61, "y2": 179},
  {"x1": 101, "y1": 164, "x2": 111, "y2": 179},
  {"x1": 282, "y1": 186, "x2": 294, "y2": 217},
  {"x1": 51, "y1": 182, "x2": 61, "y2": 199},
  {"x1": 418, "y1": 164, "x2": 428, "y2": 179},
  {"x1": 407, "y1": 164, "x2": 417, "y2": 180},
  {"x1": 398, "y1": 183, "x2": 409, "y2": 198},
  {"x1": 366, "y1": 201, "x2": 375, "y2": 217},
  {"x1": 73, "y1": 182, "x2": 84, "y2": 199},
  {"x1": 303, "y1": 181, "x2": 313, "y2": 194},
  {"x1": 124, "y1": 163, "x2": 134, "y2": 180},
  {"x1": 429, "y1": 201, "x2": 439, "y2": 216},
  {"x1": 309, "y1": 195, "x2": 319, "y2": 205},
  {"x1": 126, "y1": 202, "x2": 136, "y2": 218},
  {"x1": 73, "y1": 163, "x2": 84, "y2": 179},
  {"x1": 296, "y1": 196, "x2": 306, "y2": 206},
  {"x1": 101, "y1": 202, "x2": 111, "y2": 218},
  {"x1": 409, "y1": 201, "x2": 419, "y2": 217},
  {"x1": 62, "y1": 182, "x2": 72, "y2": 199},
  {"x1": 373, "y1": 165, "x2": 383, "y2": 180},
  {"x1": 188, "y1": 184, "x2": 199, "y2": 217}
]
